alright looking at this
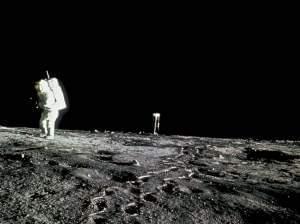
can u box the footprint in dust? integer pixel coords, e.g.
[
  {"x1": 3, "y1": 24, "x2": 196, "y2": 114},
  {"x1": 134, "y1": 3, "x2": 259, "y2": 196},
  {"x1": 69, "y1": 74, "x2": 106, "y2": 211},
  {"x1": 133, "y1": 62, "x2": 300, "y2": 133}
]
[
  {"x1": 159, "y1": 181, "x2": 192, "y2": 195},
  {"x1": 96, "y1": 150, "x2": 117, "y2": 161},
  {"x1": 130, "y1": 187, "x2": 142, "y2": 195},
  {"x1": 124, "y1": 202, "x2": 141, "y2": 216},
  {"x1": 142, "y1": 193, "x2": 157, "y2": 203},
  {"x1": 110, "y1": 170, "x2": 137, "y2": 183},
  {"x1": 48, "y1": 160, "x2": 59, "y2": 166},
  {"x1": 97, "y1": 154, "x2": 113, "y2": 161},
  {"x1": 161, "y1": 182, "x2": 177, "y2": 194},
  {"x1": 92, "y1": 198, "x2": 107, "y2": 212},
  {"x1": 137, "y1": 175, "x2": 152, "y2": 182},
  {"x1": 88, "y1": 216, "x2": 107, "y2": 224}
]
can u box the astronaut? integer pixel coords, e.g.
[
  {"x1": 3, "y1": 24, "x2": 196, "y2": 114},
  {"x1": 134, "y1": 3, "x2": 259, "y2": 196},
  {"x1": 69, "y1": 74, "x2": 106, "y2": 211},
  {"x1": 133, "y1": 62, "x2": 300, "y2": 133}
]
[
  {"x1": 153, "y1": 113, "x2": 160, "y2": 135},
  {"x1": 34, "y1": 78, "x2": 67, "y2": 140}
]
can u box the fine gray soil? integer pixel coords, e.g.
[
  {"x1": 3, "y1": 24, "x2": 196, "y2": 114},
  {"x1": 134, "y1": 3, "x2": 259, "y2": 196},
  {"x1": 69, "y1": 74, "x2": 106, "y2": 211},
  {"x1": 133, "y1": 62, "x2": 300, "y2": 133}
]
[{"x1": 0, "y1": 126, "x2": 299, "y2": 224}]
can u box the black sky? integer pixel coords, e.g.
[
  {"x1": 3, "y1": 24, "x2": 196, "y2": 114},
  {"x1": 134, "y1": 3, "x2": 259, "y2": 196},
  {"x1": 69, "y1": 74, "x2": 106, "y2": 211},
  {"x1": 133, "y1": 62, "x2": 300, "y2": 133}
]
[{"x1": 0, "y1": 9, "x2": 298, "y2": 139}]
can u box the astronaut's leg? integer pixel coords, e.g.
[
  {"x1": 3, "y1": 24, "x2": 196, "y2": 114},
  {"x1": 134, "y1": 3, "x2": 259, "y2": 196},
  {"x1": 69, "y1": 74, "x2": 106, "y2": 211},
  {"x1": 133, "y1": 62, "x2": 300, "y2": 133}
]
[
  {"x1": 46, "y1": 110, "x2": 59, "y2": 140},
  {"x1": 39, "y1": 111, "x2": 48, "y2": 137},
  {"x1": 152, "y1": 113, "x2": 160, "y2": 135},
  {"x1": 154, "y1": 118, "x2": 158, "y2": 135},
  {"x1": 46, "y1": 120, "x2": 55, "y2": 139}
]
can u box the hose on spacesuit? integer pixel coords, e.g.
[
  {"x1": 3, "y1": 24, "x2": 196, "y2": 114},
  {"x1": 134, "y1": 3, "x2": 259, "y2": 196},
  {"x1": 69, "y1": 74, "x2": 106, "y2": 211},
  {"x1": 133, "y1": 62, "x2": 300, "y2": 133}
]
[{"x1": 46, "y1": 70, "x2": 50, "y2": 80}]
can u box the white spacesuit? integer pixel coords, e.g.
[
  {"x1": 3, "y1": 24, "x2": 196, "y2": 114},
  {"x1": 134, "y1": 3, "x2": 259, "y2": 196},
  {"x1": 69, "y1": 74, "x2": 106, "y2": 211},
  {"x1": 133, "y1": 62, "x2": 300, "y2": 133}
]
[
  {"x1": 35, "y1": 78, "x2": 67, "y2": 140},
  {"x1": 153, "y1": 113, "x2": 160, "y2": 135}
]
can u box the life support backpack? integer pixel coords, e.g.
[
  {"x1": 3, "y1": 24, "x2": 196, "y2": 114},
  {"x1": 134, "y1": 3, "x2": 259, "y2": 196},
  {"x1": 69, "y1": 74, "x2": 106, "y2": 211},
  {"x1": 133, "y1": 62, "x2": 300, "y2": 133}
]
[{"x1": 46, "y1": 78, "x2": 67, "y2": 110}]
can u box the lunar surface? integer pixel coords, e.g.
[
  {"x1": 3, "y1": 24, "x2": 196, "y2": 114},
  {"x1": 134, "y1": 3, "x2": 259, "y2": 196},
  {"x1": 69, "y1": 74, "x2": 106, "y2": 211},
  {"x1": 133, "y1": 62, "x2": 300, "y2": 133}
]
[{"x1": 0, "y1": 126, "x2": 299, "y2": 223}]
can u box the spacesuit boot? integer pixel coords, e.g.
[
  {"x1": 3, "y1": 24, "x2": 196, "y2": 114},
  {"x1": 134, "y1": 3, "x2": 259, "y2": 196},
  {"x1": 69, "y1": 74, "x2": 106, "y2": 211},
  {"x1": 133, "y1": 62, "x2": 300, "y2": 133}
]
[
  {"x1": 46, "y1": 135, "x2": 54, "y2": 140},
  {"x1": 40, "y1": 133, "x2": 48, "y2": 138}
]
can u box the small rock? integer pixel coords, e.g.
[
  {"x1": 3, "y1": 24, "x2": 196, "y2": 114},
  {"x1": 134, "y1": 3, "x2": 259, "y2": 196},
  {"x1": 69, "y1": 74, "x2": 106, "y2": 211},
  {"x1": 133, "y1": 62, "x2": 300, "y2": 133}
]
[
  {"x1": 163, "y1": 178, "x2": 175, "y2": 182},
  {"x1": 178, "y1": 185, "x2": 192, "y2": 194},
  {"x1": 133, "y1": 160, "x2": 141, "y2": 166},
  {"x1": 169, "y1": 166, "x2": 179, "y2": 172}
]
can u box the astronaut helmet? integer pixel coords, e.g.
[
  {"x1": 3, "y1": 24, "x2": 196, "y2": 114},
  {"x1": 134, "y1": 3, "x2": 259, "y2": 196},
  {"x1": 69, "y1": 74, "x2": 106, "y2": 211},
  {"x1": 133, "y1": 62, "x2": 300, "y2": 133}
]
[{"x1": 35, "y1": 79, "x2": 50, "y2": 93}]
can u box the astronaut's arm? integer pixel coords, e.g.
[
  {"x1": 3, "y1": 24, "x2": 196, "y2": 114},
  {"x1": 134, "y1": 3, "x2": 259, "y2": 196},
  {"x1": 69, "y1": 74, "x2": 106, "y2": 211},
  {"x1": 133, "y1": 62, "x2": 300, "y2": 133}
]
[{"x1": 41, "y1": 98, "x2": 56, "y2": 110}]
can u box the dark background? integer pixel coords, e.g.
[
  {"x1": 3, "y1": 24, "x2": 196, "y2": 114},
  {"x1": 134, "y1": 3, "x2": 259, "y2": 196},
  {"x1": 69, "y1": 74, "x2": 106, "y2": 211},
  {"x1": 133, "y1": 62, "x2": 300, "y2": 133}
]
[{"x1": 0, "y1": 7, "x2": 298, "y2": 139}]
